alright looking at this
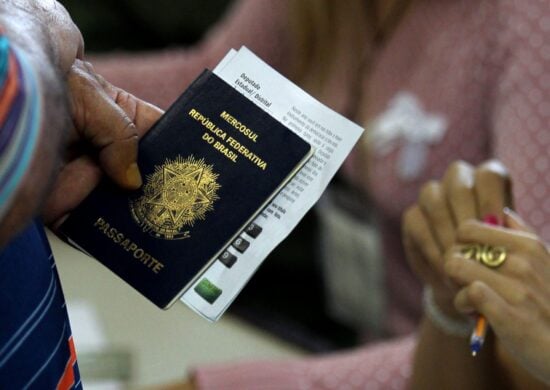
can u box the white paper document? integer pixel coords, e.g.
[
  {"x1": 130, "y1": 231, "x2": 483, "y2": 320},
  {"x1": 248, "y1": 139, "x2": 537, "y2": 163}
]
[{"x1": 181, "y1": 47, "x2": 364, "y2": 321}]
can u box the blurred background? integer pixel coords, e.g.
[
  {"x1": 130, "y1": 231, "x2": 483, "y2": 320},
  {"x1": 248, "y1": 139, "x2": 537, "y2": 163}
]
[
  {"x1": 56, "y1": 1, "x2": 360, "y2": 387},
  {"x1": 61, "y1": 0, "x2": 233, "y2": 51}
]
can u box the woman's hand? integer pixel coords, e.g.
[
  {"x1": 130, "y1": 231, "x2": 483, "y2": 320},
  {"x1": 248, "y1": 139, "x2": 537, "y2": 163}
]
[
  {"x1": 402, "y1": 160, "x2": 512, "y2": 316},
  {"x1": 445, "y1": 209, "x2": 550, "y2": 385}
]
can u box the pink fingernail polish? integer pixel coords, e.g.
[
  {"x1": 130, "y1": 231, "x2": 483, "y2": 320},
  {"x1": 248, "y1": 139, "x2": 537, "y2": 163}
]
[{"x1": 483, "y1": 214, "x2": 499, "y2": 225}]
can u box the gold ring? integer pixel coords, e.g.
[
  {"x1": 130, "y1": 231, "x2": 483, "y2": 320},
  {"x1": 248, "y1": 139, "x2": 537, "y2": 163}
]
[
  {"x1": 460, "y1": 244, "x2": 507, "y2": 268},
  {"x1": 480, "y1": 246, "x2": 507, "y2": 268},
  {"x1": 460, "y1": 244, "x2": 481, "y2": 261}
]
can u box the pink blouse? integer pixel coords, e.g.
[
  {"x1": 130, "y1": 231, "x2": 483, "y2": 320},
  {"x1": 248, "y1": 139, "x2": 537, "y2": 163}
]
[{"x1": 92, "y1": 0, "x2": 549, "y2": 387}]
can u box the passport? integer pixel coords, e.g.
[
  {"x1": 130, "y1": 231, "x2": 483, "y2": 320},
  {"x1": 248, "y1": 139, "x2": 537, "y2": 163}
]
[{"x1": 59, "y1": 70, "x2": 313, "y2": 309}]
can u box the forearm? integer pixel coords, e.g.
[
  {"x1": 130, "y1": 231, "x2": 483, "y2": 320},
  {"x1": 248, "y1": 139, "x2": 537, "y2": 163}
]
[
  {"x1": 411, "y1": 316, "x2": 510, "y2": 389},
  {"x1": 0, "y1": 5, "x2": 69, "y2": 246},
  {"x1": 0, "y1": 3, "x2": 55, "y2": 67},
  {"x1": 410, "y1": 287, "x2": 511, "y2": 389},
  {"x1": 410, "y1": 308, "x2": 514, "y2": 390}
]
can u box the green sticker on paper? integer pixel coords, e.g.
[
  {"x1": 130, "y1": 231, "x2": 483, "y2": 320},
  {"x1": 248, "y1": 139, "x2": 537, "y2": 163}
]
[{"x1": 194, "y1": 278, "x2": 222, "y2": 304}]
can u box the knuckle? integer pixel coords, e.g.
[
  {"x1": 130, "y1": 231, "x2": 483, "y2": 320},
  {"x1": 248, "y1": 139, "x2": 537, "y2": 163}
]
[
  {"x1": 511, "y1": 258, "x2": 534, "y2": 280},
  {"x1": 95, "y1": 73, "x2": 107, "y2": 86},
  {"x1": 67, "y1": 63, "x2": 83, "y2": 80},
  {"x1": 402, "y1": 205, "x2": 419, "y2": 228},
  {"x1": 456, "y1": 220, "x2": 474, "y2": 239},
  {"x1": 526, "y1": 238, "x2": 548, "y2": 259},
  {"x1": 467, "y1": 281, "x2": 487, "y2": 304},
  {"x1": 447, "y1": 184, "x2": 473, "y2": 207},
  {"x1": 83, "y1": 61, "x2": 95, "y2": 71},
  {"x1": 402, "y1": 207, "x2": 431, "y2": 248},
  {"x1": 120, "y1": 120, "x2": 138, "y2": 138},
  {"x1": 444, "y1": 257, "x2": 463, "y2": 277},
  {"x1": 115, "y1": 90, "x2": 131, "y2": 106},
  {"x1": 68, "y1": 60, "x2": 101, "y2": 88},
  {"x1": 419, "y1": 181, "x2": 442, "y2": 206},
  {"x1": 510, "y1": 286, "x2": 531, "y2": 306},
  {"x1": 68, "y1": 66, "x2": 93, "y2": 88},
  {"x1": 425, "y1": 244, "x2": 441, "y2": 264}
]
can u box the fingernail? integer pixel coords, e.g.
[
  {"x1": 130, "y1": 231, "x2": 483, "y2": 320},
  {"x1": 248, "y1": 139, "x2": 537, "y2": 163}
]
[
  {"x1": 482, "y1": 214, "x2": 500, "y2": 225},
  {"x1": 503, "y1": 207, "x2": 516, "y2": 216},
  {"x1": 126, "y1": 163, "x2": 142, "y2": 188}
]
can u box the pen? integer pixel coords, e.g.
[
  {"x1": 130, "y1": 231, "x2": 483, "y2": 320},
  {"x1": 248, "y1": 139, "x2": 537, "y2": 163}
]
[
  {"x1": 470, "y1": 214, "x2": 500, "y2": 356},
  {"x1": 470, "y1": 315, "x2": 487, "y2": 356}
]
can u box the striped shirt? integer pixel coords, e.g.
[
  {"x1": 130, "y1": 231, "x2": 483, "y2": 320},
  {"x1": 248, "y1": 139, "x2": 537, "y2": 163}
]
[
  {"x1": 0, "y1": 33, "x2": 81, "y2": 389},
  {"x1": 0, "y1": 32, "x2": 41, "y2": 221},
  {"x1": 0, "y1": 222, "x2": 81, "y2": 389}
]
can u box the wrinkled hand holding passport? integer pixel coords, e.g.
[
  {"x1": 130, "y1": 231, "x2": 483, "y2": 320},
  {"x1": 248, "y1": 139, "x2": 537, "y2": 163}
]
[{"x1": 60, "y1": 47, "x2": 364, "y2": 321}]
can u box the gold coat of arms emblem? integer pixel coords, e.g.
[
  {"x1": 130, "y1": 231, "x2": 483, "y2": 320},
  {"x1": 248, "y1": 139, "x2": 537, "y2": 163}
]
[{"x1": 130, "y1": 155, "x2": 221, "y2": 239}]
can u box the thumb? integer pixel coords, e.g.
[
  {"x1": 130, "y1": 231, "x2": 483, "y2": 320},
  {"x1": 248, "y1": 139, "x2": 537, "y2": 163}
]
[{"x1": 69, "y1": 63, "x2": 142, "y2": 189}]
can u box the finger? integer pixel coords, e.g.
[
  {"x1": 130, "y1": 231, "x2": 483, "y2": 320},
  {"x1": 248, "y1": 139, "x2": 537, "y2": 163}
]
[
  {"x1": 113, "y1": 89, "x2": 163, "y2": 136},
  {"x1": 503, "y1": 207, "x2": 535, "y2": 234},
  {"x1": 454, "y1": 281, "x2": 513, "y2": 329},
  {"x1": 403, "y1": 205, "x2": 443, "y2": 275},
  {"x1": 456, "y1": 281, "x2": 550, "y2": 383},
  {"x1": 474, "y1": 160, "x2": 512, "y2": 220},
  {"x1": 456, "y1": 220, "x2": 539, "y2": 252},
  {"x1": 445, "y1": 251, "x2": 508, "y2": 286},
  {"x1": 445, "y1": 257, "x2": 527, "y2": 314},
  {"x1": 403, "y1": 233, "x2": 436, "y2": 285},
  {"x1": 68, "y1": 63, "x2": 142, "y2": 189},
  {"x1": 418, "y1": 181, "x2": 455, "y2": 249},
  {"x1": 443, "y1": 160, "x2": 477, "y2": 224},
  {"x1": 42, "y1": 155, "x2": 102, "y2": 226},
  {"x1": 77, "y1": 62, "x2": 163, "y2": 137},
  {"x1": 88, "y1": 68, "x2": 164, "y2": 137},
  {"x1": 445, "y1": 251, "x2": 531, "y2": 305}
]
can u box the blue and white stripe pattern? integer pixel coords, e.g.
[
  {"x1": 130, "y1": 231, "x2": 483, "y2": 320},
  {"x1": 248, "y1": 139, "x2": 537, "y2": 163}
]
[{"x1": 0, "y1": 34, "x2": 41, "y2": 221}]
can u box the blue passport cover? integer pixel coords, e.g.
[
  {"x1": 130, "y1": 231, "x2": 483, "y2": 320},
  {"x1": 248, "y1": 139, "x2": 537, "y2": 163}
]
[{"x1": 59, "y1": 70, "x2": 312, "y2": 309}]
